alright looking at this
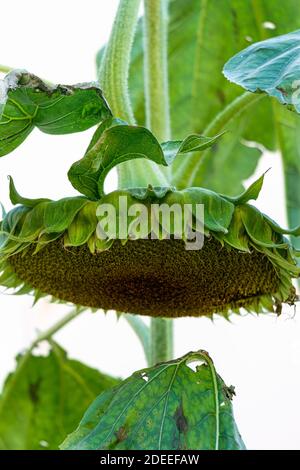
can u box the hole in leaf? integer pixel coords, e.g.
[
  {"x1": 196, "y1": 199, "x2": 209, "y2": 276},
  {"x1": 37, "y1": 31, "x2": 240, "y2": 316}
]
[
  {"x1": 186, "y1": 359, "x2": 205, "y2": 372},
  {"x1": 262, "y1": 21, "x2": 276, "y2": 30},
  {"x1": 39, "y1": 440, "x2": 49, "y2": 448},
  {"x1": 32, "y1": 341, "x2": 51, "y2": 357}
]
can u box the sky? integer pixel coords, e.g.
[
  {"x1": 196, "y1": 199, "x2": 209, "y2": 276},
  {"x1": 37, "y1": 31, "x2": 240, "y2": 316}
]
[{"x1": 0, "y1": 0, "x2": 299, "y2": 450}]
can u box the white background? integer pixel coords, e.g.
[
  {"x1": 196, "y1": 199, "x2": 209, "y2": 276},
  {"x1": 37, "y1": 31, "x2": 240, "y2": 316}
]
[{"x1": 0, "y1": 0, "x2": 299, "y2": 450}]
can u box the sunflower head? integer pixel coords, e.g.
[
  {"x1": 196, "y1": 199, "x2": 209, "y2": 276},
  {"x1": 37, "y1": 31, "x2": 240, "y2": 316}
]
[
  {"x1": 0, "y1": 71, "x2": 299, "y2": 318},
  {"x1": 0, "y1": 174, "x2": 299, "y2": 318}
]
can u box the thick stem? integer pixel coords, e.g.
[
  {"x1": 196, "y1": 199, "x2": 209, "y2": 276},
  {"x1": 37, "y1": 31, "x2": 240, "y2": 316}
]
[
  {"x1": 150, "y1": 317, "x2": 173, "y2": 365},
  {"x1": 143, "y1": 0, "x2": 171, "y2": 142},
  {"x1": 143, "y1": 0, "x2": 173, "y2": 365},
  {"x1": 98, "y1": 0, "x2": 140, "y2": 124},
  {"x1": 101, "y1": 0, "x2": 174, "y2": 365},
  {"x1": 99, "y1": 0, "x2": 169, "y2": 189}
]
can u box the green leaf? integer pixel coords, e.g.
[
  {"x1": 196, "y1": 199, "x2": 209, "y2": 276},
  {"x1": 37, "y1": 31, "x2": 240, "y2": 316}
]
[
  {"x1": 68, "y1": 119, "x2": 165, "y2": 199},
  {"x1": 0, "y1": 342, "x2": 119, "y2": 450},
  {"x1": 0, "y1": 70, "x2": 111, "y2": 157},
  {"x1": 61, "y1": 350, "x2": 245, "y2": 450},
  {"x1": 161, "y1": 132, "x2": 225, "y2": 160},
  {"x1": 68, "y1": 118, "x2": 221, "y2": 199},
  {"x1": 223, "y1": 30, "x2": 300, "y2": 112},
  {"x1": 178, "y1": 126, "x2": 262, "y2": 195}
]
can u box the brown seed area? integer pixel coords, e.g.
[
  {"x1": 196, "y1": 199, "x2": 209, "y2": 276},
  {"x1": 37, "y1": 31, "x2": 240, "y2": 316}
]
[{"x1": 8, "y1": 237, "x2": 279, "y2": 317}]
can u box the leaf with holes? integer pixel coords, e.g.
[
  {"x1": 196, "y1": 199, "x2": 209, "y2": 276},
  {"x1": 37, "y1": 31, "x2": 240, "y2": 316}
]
[{"x1": 61, "y1": 350, "x2": 245, "y2": 450}]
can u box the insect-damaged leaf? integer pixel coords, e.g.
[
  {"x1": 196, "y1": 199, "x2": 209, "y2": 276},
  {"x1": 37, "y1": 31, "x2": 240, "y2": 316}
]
[
  {"x1": 0, "y1": 70, "x2": 111, "y2": 156},
  {"x1": 61, "y1": 350, "x2": 245, "y2": 450},
  {"x1": 0, "y1": 342, "x2": 119, "y2": 450}
]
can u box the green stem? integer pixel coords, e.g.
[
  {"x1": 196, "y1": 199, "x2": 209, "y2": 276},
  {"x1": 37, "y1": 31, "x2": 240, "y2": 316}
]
[
  {"x1": 0, "y1": 65, "x2": 12, "y2": 74},
  {"x1": 123, "y1": 314, "x2": 151, "y2": 364},
  {"x1": 100, "y1": 0, "x2": 173, "y2": 365},
  {"x1": 174, "y1": 91, "x2": 265, "y2": 187},
  {"x1": 98, "y1": 0, "x2": 140, "y2": 124},
  {"x1": 150, "y1": 317, "x2": 173, "y2": 365},
  {"x1": 203, "y1": 92, "x2": 264, "y2": 137},
  {"x1": 143, "y1": 0, "x2": 173, "y2": 365},
  {"x1": 143, "y1": 0, "x2": 171, "y2": 142},
  {"x1": 99, "y1": 0, "x2": 169, "y2": 189}
]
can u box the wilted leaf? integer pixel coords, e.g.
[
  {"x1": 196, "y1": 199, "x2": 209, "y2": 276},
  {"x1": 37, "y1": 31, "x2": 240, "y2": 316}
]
[
  {"x1": 0, "y1": 70, "x2": 111, "y2": 156},
  {"x1": 68, "y1": 118, "x2": 222, "y2": 199},
  {"x1": 61, "y1": 350, "x2": 245, "y2": 450},
  {"x1": 0, "y1": 342, "x2": 119, "y2": 450}
]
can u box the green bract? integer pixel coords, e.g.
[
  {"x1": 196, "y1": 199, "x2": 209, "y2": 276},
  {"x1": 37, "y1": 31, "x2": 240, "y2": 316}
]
[{"x1": 0, "y1": 173, "x2": 299, "y2": 318}]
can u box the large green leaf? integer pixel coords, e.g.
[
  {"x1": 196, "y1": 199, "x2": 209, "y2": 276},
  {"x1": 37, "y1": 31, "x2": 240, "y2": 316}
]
[
  {"x1": 68, "y1": 117, "x2": 223, "y2": 199},
  {"x1": 0, "y1": 342, "x2": 119, "y2": 450},
  {"x1": 223, "y1": 30, "x2": 300, "y2": 112},
  {"x1": 0, "y1": 70, "x2": 111, "y2": 157},
  {"x1": 61, "y1": 350, "x2": 245, "y2": 450}
]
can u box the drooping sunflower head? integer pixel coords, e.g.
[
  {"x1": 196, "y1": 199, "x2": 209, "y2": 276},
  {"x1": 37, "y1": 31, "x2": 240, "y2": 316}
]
[
  {"x1": 0, "y1": 71, "x2": 299, "y2": 318},
  {"x1": 0, "y1": 175, "x2": 299, "y2": 318}
]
